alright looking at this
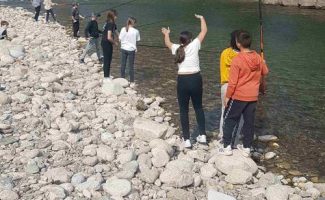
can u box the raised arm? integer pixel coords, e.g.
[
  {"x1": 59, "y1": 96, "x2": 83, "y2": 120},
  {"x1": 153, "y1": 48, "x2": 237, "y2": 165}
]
[
  {"x1": 161, "y1": 27, "x2": 172, "y2": 50},
  {"x1": 195, "y1": 14, "x2": 207, "y2": 43}
]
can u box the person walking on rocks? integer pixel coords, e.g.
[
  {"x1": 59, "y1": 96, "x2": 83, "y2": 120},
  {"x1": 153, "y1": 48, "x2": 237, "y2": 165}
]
[
  {"x1": 219, "y1": 30, "x2": 269, "y2": 157},
  {"x1": 71, "y1": 2, "x2": 84, "y2": 38},
  {"x1": 119, "y1": 17, "x2": 140, "y2": 87},
  {"x1": 44, "y1": 0, "x2": 57, "y2": 23},
  {"x1": 101, "y1": 9, "x2": 118, "y2": 80},
  {"x1": 0, "y1": 21, "x2": 9, "y2": 40},
  {"x1": 80, "y1": 13, "x2": 103, "y2": 64},
  {"x1": 31, "y1": 0, "x2": 43, "y2": 21},
  {"x1": 161, "y1": 14, "x2": 208, "y2": 148},
  {"x1": 219, "y1": 30, "x2": 244, "y2": 147}
]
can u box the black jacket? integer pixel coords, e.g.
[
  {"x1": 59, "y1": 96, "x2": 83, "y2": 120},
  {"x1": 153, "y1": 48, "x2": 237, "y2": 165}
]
[{"x1": 85, "y1": 20, "x2": 102, "y2": 38}]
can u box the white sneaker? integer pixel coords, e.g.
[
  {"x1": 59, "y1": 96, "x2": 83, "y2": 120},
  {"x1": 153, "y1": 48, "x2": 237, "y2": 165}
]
[
  {"x1": 103, "y1": 77, "x2": 112, "y2": 83},
  {"x1": 130, "y1": 83, "x2": 136, "y2": 88},
  {"x1": 218, "y1": 145, "x2": 233, "y2": 156},
  {"x1": 183, "y1": 139, "x2": 192, "y2": 149},
  {"x1": 237, "y1": 144, "x2": 251, "y2": 157},
  {"x1": 196, "y1": 135, "x2": 207, "y2": 144}
]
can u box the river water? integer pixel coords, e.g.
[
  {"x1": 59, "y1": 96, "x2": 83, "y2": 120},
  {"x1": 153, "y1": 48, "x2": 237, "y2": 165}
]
[{"x1": 1, "y1": 0, "x2": 325, "y2": 181}]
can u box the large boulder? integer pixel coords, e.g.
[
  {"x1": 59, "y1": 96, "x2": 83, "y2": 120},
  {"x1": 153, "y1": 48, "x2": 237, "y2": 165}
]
[
  {"x1": 160, "y1": 160, "x2": 194, "y2": 187},
  {"x1": 8, "y1": 45, "x2": 25, "y2": 58},
  {"x1": 265, "y1": 184, "x2": 290, "y2": 200},
  {"x1": 0, "y1": 92, "x2": 11, "y2": 105},
  {"x1": 210, "y1": 150, "x2": 258, "y2": 175},
  {"x1": 225, "y1": 169, "x2": 253, "y2": 184},
  {"x1": 102, "y1": 80, "x2": 125, "y2": 96},
  {"x1": 103, "y1": 178, "x2": 131, "y2": 197},
  {"x1": 133, "y1": 118, "x2": 169, "y2": 142}
]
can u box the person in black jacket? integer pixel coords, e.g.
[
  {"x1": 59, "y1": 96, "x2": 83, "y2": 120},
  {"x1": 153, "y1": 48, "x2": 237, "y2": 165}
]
[{"x1": 80, "y1": 13, "x2": 103, "y2": 63}]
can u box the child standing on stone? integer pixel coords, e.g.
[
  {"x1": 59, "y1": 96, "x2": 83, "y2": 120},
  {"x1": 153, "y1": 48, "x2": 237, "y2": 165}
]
[
  {"x1": 219, "y1": 30, "x2": 269, "y2": 157},
  {"x1": 119, "y1": 17, "x2": 140, "y2": 87},
  {"x1": 0, "y1": 21, "x2": 9, "y2": 40},
  {"x1": 44, "y1": 0, "x2": 57, "y2": 23},
  {"x1": 161, "y1": 14, "x2": 208, "y2": 148}
]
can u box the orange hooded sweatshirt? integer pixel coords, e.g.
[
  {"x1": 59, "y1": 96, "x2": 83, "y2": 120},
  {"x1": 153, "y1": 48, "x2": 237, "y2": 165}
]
[{"x1": 226, "y1": 51, "x2": 269, "y2": 101}]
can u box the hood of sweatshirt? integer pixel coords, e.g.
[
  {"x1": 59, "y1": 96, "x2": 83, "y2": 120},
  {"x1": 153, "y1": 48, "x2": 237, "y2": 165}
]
[{"x1": 240, "y1": 51, "x2": 261, "y2": 71}]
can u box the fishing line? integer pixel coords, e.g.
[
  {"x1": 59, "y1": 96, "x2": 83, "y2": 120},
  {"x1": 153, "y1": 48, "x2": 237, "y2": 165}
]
[{"x1": 85, "y1": 0, "x2": 138, "y2": 18}]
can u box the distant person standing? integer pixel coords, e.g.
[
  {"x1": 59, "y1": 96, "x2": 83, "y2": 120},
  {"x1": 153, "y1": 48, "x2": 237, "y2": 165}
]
[
  {"x1": 101, "y1": 9, "x2": 118, "y2": 80},
  {"x1": 71, "y1": 2, "x2": 84, "y2": 38},
  {"x1": 219, "y1": 30, "x2": 269, "y2": 157},
  {"x1": 31, "y1": 0, "x2": 43, "y2": 21},
  {"x1": 0, "y1": 21, "x2": 9, "y2": 40},
  {"x1": 80, "y1": 13, "x2": 103, "y2": 64},
  {"x1": 119, "y1": 17, "x2": 140, "y2": 87},
  {"x1": 44, "y1": 0, "x2": 57, "y2": 23}
]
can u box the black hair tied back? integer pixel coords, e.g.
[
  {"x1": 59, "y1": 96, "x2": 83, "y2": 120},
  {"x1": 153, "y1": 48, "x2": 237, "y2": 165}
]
[{"x1": 175, "y1": 31, "x2": 193, "y2": 64}]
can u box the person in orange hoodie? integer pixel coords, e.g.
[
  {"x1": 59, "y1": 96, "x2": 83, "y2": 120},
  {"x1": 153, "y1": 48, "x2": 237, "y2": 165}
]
[{"x1": 219, "y1": 30, "x2": 269, "y2": 157}]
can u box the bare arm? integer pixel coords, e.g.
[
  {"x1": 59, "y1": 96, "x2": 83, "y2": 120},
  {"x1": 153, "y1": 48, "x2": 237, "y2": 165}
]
[
  {"x1": 107, "y1": 31, "x2": 114, "y2": 44},
  {"x1": 161, "y1": 27, "x2": 172, "y2": 50},
  {"x1": 195, "y1": 14, "x2": 207, "y2": 43}
]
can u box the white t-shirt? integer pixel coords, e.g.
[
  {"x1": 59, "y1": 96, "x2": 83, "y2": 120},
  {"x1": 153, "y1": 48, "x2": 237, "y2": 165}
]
[
  {"x1": 171, "y1": 38, "x2": 201, "y2": 74},
  {"x1": 119, "y1": 27, "x2": 140, "y2": 51}
]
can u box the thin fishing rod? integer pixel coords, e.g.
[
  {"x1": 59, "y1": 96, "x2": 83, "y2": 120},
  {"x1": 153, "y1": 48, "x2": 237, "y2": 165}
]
[
  {"x1": 88, "y1": 0, "x2": 138, "y2": 18},
  {"x1": 137, "y1": 19, "x2": 171, "y2": 28},
  {"x1": 259, "y1": 0, "x2": 264, "y2": 59}
]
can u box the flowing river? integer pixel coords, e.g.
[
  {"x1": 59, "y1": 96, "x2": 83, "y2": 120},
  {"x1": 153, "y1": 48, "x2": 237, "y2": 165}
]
[{"x1": 1, "y1": 0, "x2": 325, "y2": 181}]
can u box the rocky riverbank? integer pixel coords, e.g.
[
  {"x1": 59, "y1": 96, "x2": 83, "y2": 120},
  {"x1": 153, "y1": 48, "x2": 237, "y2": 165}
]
[
  {"x1": 262, "y1": 0, "x2": 325, "y2": 9},
  {"x1": 0, "y1": 6, "x2": 325, "y2": 200}
]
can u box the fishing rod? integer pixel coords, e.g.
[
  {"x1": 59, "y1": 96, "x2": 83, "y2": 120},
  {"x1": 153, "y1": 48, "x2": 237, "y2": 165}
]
[
  {"x1": 137, "y1": 19, "x2": 171, "y2": 28},
  {"x1": 259, "y1": 0, "x2": 264, "y2": 59},
  {"x1": 88, "y1": 0, "x2": 138, "y2": 18}
]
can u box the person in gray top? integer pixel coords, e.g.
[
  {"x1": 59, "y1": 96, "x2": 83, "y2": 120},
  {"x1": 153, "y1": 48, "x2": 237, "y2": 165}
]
[{"x1": 31, "y1": 0, "x2": 43, "y2": 21}]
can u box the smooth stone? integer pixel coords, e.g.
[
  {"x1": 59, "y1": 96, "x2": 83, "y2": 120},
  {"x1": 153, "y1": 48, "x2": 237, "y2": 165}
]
[
  {"x1": 258, "y1": 135, "x2": 278, "y2": 142},
  {"x1": 265, "y1": 184, "x2": 290, "y2": 200},
  {"x1": 103, "y1": 179, "x2": 131, "y2": 197},
  {"x1": 265, "y1": 152, "x2": 277, "y2": 160},
  {"x1": 208, "y1": 189, "x2": 236, "y2": 200},
  {"x1": 133, "y1": 118, "x2": 168, "y2": 142},
  {"x1": 167, "y1": 189, "x2": 196, "y2": 200}
]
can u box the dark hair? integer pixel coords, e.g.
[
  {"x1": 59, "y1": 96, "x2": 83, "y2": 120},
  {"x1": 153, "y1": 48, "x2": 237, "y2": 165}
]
[
  {"x1": 107, "y1": 9, "x2": 117, "y2": 23},
  {"x1": 126, "y1": 17, "x2": 136, "y2": 32},
  {"x1": 175, "y1": 31, "x2": 193, "y2": 64},
  {"x1": 236, "y1": 30, "x2": 252, "y2": 48},
  {"x1": 230, "y1": 30, "x2": 240, "y2": 51},
  {"x1": 1, "y1": 21, "x2": 9, "y2": 26}
]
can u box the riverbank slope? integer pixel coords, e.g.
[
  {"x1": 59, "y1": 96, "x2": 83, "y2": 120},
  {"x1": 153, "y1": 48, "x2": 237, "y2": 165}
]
[
  {"x1": 263, "y1": 0, "x2": 325, "y2": 9},
  {"x1": 0, "y1": 6, "x2": 324, "y2": 200}
]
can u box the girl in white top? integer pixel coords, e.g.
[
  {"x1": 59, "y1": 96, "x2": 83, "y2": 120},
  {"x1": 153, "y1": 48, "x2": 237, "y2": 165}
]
[
  {"x1": 119, "y1": 17, "x2": 140, "y2": 86},
  {"x1": 161, "y1": 14, "x2": 208, "y2": 148},
  {"x1": 44, "y1": 0, "x2": 57, "y2": 23}
]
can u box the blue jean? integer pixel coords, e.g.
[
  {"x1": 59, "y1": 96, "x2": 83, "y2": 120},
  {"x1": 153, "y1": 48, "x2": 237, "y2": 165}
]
[{"x1": 120, "y1": 49, "x2": 135, "y2": 82}]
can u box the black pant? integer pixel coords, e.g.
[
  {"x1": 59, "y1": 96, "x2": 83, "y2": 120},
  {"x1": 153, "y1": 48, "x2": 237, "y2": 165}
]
[
  {"x1": 34, "y1": 6, "x2": 41, "y2": 21},
  {"x1": 72, "y1": 21, "x2": 79, "y2": 37},
  {"x1": 223, "y1": 99, "x2": 257, "y2": 148},
  {"x1": 101, "y1": 41, "x2": 113, "y2": 78},
  {"x1": 177, "y1": 72, "x2": 206, "y2": 140},
  {"x1": 45, "y1": 9, "x2": 56, "y2": 22},
  {"x1": 120, "y1": 49, "x2": 135, "y2": 82}
]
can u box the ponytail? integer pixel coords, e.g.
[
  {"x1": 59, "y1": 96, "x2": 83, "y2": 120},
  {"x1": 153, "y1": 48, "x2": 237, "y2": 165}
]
[
  {"x1": 126, "y1": 17, "x2": 136, "y2": 32},
  {"x1": 175, "y1": 31, "x2": 193, "y2": 64}
]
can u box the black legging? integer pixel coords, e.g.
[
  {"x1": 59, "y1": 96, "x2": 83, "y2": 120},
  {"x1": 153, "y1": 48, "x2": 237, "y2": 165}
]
[
  {"x1": 72, "y1": 21, "x2": 79, "y2": 38},
  {"x1": 101, "y1": 41, "x2": 113, "y2": 78},
  {"x1": 45, "y1": 9, "x2": 56, "y2": 22},
  {"x1": 177, "y1": 72, "x2": 206, "y2": 140},
  {"x1": 34, "y1": 5, "x2": 41, "y2": 21}
]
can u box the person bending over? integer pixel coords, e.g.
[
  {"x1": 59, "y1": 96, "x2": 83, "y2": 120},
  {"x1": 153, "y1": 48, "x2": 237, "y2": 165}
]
[
  {"x1": 162, "y1": 14, "x2": 208, "y2": 148},
  {"x1": 219, "y1": 30, "x2": 269, "y2": 157}
]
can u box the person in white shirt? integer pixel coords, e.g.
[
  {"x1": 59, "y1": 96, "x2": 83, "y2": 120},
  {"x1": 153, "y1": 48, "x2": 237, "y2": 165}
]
[
  {"x1": 44, "y1": 0, "x2": 57, "y2": 23},
  {"x1": 161, "y1": 14, "x2": 208, "y2": 148},
  {"x1": 119, "y1": 17, "x2": 140, "y2": 86}
]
